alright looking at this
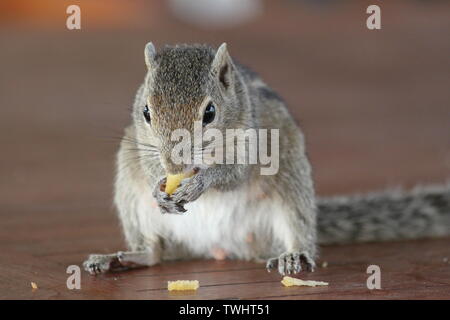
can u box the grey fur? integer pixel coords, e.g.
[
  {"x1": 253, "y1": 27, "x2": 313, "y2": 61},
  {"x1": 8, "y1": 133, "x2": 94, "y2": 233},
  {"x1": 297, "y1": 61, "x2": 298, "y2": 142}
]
[
  {"x1": 83, "y1": 43, "x2": 450, "y2": 276},
  {"x1": 317, "y1": 183, "x2": 450, "y2": 245}
]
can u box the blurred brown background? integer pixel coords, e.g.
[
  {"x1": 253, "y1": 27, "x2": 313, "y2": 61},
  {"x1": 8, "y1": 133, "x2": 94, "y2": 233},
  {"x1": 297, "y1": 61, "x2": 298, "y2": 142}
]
[
  {"x1": 1, "y1": 0, "x2": 449, "y2": 228},
  {"x1": 1, "y1": 0, "x2": 450, "y2": 300}
]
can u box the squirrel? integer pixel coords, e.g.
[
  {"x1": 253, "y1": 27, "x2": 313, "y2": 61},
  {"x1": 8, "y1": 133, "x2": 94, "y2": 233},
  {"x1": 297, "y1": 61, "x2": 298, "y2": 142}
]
[{"x1": 83, "y1": 43, "x2": 450, "y2": 275}]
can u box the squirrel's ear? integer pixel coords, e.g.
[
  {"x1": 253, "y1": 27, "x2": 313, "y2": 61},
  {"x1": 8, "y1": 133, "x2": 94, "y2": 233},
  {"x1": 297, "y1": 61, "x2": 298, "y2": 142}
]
[
  {"x1": 144, "y1": 42, "x2": 156, "y2": 70},
  {"x1": 211, "y1": 43, "x2": 232, "y2": 90}
]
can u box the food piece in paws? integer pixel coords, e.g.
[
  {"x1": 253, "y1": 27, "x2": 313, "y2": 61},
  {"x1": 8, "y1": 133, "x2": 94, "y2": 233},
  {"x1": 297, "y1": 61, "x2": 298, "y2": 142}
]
[
  {"x1": 168, "y1": 280, "x2": 199, "y2": 291},
  {"x1": 281, "y1": 276, "x2": 328, "y2": 287},
  {"x1": 165, "y1": 171, "x2": 195, "y2": 195}
]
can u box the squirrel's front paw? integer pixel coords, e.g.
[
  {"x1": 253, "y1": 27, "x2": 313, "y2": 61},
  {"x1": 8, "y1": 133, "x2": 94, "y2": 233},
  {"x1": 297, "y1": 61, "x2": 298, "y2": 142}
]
[
  {"x1": 152, "y1": 177, "x2": 187, "y2": 214},
  {"x1": 266, "y1": 251, "x2": 316, "y2": 275},
  {"x1": 171, "y1": 173, "x2": 206, "y2": 204}
]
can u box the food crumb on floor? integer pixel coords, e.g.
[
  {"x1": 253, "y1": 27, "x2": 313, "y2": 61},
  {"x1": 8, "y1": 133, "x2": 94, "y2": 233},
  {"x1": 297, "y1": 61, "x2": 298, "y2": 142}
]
[
  {"x1": 168, "y1": 280, "x2": 200, "y2": 291},
  {"x1": 281, "y1": 276, "x2": 329, "y2": 287}
]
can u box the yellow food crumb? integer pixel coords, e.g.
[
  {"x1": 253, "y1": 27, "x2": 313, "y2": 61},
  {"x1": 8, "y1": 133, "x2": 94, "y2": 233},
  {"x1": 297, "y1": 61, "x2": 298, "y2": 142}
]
[
  {"x1": 321, "y1": 261, "x2": 328, "y2": 268},
  {"x1": 281, "y1": 276, "x2": 328, "y2": 287},
  {"x1": 165, "y1": 171, "x2": 195, "y2": 195},
  {"x1": 168, "y1": 280, "x2": 199, "y2": 291},
  {"x1": 31, "y1": 282, "x2": 38, "y2": 289}
]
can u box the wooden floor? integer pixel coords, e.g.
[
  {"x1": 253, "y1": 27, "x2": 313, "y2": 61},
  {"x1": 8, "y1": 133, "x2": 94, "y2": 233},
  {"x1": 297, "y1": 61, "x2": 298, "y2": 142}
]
[
  {"x1": 3, "y1": 234, "x2": 450, "y2": 300},
  {"x1": 0, "y1": 1, "x2": 449, "y2": 299}
]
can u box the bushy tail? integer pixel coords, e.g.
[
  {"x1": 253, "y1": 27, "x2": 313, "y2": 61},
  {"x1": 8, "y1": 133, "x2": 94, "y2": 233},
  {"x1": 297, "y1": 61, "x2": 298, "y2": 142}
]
[{"x1": 317, "y1": 183, "x2": 450, "y2": 245}]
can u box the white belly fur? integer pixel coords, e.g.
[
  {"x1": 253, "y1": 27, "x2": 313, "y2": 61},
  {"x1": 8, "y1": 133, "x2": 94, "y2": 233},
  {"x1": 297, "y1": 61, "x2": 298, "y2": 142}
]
[{"x1": 148, "y1": 185, "x2": 281, "y2": 261}]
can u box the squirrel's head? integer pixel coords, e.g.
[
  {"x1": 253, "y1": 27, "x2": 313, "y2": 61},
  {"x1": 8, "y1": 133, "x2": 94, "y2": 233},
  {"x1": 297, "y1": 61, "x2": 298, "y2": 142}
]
[{"x1": 134, "y1": 43, "x2": 251, "y2": 175}]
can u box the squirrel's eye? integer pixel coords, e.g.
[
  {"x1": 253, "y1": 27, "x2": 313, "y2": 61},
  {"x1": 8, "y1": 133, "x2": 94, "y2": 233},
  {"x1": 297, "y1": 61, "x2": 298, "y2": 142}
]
[
  {"x1": 143, "y1": 105, "x2": 151, "y2": 123},
  {"x1": 203, "y1": 102, "x2": 216, "y2": 126}
]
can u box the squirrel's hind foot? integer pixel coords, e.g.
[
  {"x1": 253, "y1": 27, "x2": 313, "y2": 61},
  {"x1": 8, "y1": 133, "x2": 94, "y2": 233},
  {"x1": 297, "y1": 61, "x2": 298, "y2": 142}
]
[
  {"x1": 83, "y1": 253, "x2": 122, "y2": 275},
  {"x1": 266, "y1": 251, "x2": 315, "y2": 275}
]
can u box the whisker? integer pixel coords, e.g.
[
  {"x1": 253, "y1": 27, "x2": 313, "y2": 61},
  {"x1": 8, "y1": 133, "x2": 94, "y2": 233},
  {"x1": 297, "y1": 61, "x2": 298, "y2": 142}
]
[{"x1": 122, "y1": 147, "x2": 160, "y2": 155}]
